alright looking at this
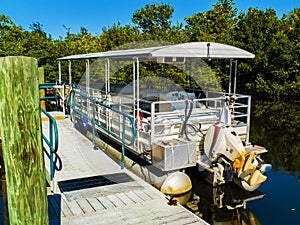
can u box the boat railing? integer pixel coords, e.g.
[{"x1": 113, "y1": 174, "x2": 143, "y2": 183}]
[
  {"x1": 40, "y1": 107, "x2": 62, "y2": 187},
  {"x1": 204, "y1": 90, "x2": 251, "y2": 143},
  {"x1": 148, "y1": 97, "x2": 221, "y2": 144},
  {"x1": 76, "y1": 87, "x2": 251, "y2": 150},
  {"x1": 146, "y1": 94, "x2": 251, "y2": 145},
  {"x1": 70, "y1": 89, "x2": 137, "y2": 169}
]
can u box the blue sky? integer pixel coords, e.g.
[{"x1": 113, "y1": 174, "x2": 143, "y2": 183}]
[{"x1": 1, "y1": 0, "x2": 299, "y2": 39}]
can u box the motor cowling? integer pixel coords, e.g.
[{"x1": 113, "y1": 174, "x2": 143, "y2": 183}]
[{"x1": 204, "y1": 123, "x2": 245, "y2": 162}]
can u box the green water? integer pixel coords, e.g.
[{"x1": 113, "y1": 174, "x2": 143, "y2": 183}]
[{"x1": 248, "y1": 100, "x2": 300, "y2": 225}]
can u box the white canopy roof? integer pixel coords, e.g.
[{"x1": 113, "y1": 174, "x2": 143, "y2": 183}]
[{"x1": 58, "y1": 42, "x2": 254, "y2": 61}]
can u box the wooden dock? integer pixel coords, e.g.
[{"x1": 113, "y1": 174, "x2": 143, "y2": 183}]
[{"x1": 42, "y1": 113, "x2": 208, "y2": 225}]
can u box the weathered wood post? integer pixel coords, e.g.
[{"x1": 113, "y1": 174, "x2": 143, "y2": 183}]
[{"x1": 0, "y1": 56, "x2": 49, "y2": 224}]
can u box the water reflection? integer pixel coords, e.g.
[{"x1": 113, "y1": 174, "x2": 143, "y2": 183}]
[
  {"x1": 250, "y1": 100, "x2": 300, "y2": 175},
  {"x1": 186, "y1": 168, "x2": 264, "y2": 225},
  {"x1": 185, "y1": 100, "x2": 300, "y2": 224}
]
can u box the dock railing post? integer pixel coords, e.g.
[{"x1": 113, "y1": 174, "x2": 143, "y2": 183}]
[
  {"x1": 39, "y1": 67, "x2": 46, "y2": 109},
  {"x1": 0, "y1": 56, "x2": 49, "y2": 224},
  {"x1": 92, "y1": 98, "x2": 96, "y2": 146},
  {"x1": 121, "y1": 116, "x2": 126, "y2": 169}
]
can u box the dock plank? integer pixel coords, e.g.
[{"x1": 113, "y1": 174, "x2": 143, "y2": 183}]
[
  {"x1": 134, "y1": 189, "x2": 153, "y2": 201},
  {"x1": 64, "y1": 200, "x2": 84, "y2": 216},
  {"x1": 76, "y1": 199, "x2": 95, "y2": 214},
  {"x1": 85, "y1": 197, "x2": 105, "y2": 211},
  {"x1": 42, "y1": 117, "x2": 207, "y2": 225},
  {"x1": 96, "y1": 196, "x2": 116, "y2": 209},
  {"x1": 149, "y1": 211, "x2": 199, "y2": 225},
  {"x1": 61, "y1": 210, "x2": 120, "y2": 225},
  {"x1": 125, "y1": 190, "x2": 144, "y2": 203},
  {"x1": 115, "y1": 192, "x2": 135, "y2": 205},
  {"x1": 106, "y1": 194, "x2": 126, "y2": 207},
  {"x1": 60, "y1": 197, "x2": 74, "y2": 217},
  {"x1": 144, "y1": 185, "x2": 166, "y2": 199}
]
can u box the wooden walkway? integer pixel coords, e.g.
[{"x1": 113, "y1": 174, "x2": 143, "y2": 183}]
[{"x1": 42, "y1": 113, "x2": 208, "y2": 225}]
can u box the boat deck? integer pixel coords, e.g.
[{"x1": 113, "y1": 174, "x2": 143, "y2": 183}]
[{"x1": 42, "y1": 113, "x2": 207, "y2": 224}]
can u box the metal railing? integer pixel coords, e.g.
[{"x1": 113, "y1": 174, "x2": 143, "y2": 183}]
[
  {"x1": 148, "y1": 97, "x2": 222, "y2": 144},
  {"x1": 204, "y1": 91, "x2": 251, "y2": 143},
  {"x1": 146, "y1": 93, "x2": 251, "y2": 145},
  {"x1": 39, "y1": 83, "x2": 59, "y2": 100},
  {"x1": 204, "y1": 91, "x2": 251, "y2": 123},
  {"x1": 70, "y1": 89, "x2": 137, "y2": 169},
  {"x1": 41, "y1": 107, "x2": 62, "y2": 182}
]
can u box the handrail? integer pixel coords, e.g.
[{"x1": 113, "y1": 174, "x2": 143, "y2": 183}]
[
  {"x1": 40, "y1": 107, "x2": 62, "y2": 181},
  {"x1": 70, "y1": 89, "x2": 137, "y2": 169},
  {"x1": 39, "y1": 83, "x2": 57, "y2": 89},
  {"x1": 39, "y1": 82, "x2": 68, "y2": 101}
]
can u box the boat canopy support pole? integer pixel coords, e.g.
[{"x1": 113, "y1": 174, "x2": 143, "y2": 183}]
[
  {"x1": 104, "y1": 58, "x2": 111, "y2": 130},
  {"x1": 189, "y1": 59, "x2": 193, "y2": 91},
  {"x1": 229, "y1": 59, "x2": 232, "y2": 94},
  {"x1": 68, "y1": 60, "x2": 72, "y2": 85},
  {"x1": 86, "y1": 59, "x2": 90, "y2": 94},
  {"x1": 133, "y1": 58, "x2": 136, "y2": 117},
  {"x1": 133, "y1": 57, "x2": 140, "y2": 117},
  {"x1": 58, "y1": 60, "x2": 66, "y2": 114},
  {"x1": 58, "y1": 61, "x2": 62, "y2": 84},
  {"x1": 229, "y1": 59, "x2": 238, "y2": 95},
  {"x1": 105, "y1": 58, "x2": 110, "y2": 95},
  {"x1": 133, "y1": 57, "x2": 140, "y2": 152},
  {"x1": 233, "y1": 60, "x2": 238, "y2": 95}
]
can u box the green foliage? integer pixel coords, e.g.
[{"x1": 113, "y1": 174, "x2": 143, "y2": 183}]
[
  {"x1": 0, "y1": 14, "x2": 15, "y2": 35},
  {"x1": 251, "y1": 101, "x2": 300, "y2": 173},
  {"x1": 132, "y1": 3, "x2": 174, "y2": 34},
  {"x1": 100, "y1": 23, "x2": 141, "y2": 51},
  {"x1": 0, "y1": 1, "x2": 300, "y2": 99},
  {"x1": 185, "y1": 0, "x2": 237, "y2": 43},
  {"x1": 184, "y1": 0, "x2": 238, "y2": 90},
  {"x1": 234, "y1": 8, "x2": 297, "y2": 99}
]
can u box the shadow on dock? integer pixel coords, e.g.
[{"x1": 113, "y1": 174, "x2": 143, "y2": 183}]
[
  {"x1": 0, "y1": 191, "x2": 62, "y2": 225},
  {"x1": 48, "y1": 194, "x2": 62, "y2": 225}
]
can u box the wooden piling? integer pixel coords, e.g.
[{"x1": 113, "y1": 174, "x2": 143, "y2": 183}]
[{"x1": 0, "y1": 56, "x2": 49, "y2": 224}]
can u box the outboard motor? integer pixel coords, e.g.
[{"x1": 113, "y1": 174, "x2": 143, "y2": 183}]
[{"x1": 203, "y1": 123, "x2": 271, "y2": 191}]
